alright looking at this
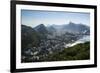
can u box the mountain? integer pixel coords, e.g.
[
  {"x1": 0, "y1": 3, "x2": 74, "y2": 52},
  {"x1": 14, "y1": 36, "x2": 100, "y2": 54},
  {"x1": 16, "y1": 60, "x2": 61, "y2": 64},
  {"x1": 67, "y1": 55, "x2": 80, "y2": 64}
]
[
  {"x1": 21, "y1": 25, "x2": 40, "y2": 50},
  {"x1": 21, "y1": 22, "x2": 89, "y2": 50},
  {"x1": 49, "y1": 22, "x2": 90, "y2": 35},
  {"x1": 34, "y1": 24, "x2": 50, "y2": 39},
  {"x1": 47, "y1": 26, "x2": 56, "y2": 34},
  {"x1": 34, "y1": 24, "x2": 48, "y2": 34},
  {"x1": 62, "y1": 22, "x2": 90, "y2": 34}
]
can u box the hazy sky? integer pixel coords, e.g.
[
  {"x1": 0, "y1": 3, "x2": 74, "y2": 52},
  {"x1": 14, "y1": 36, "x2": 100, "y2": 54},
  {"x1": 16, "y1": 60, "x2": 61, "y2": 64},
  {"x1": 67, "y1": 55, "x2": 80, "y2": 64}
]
[{"x1": 21, "y1": 10, "x2": 90, "y2": 27}]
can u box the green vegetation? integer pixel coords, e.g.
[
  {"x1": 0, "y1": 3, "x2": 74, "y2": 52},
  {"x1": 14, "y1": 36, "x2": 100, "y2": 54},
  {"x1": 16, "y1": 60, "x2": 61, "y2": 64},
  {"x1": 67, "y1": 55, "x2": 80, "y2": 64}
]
[
  {"x1": 21, "y1": 24, "x2": 90, "y2": 62},
  {"x1": 44, "y1": 42, "x2": 90, "y2": 61},
  {"x1": 21, "y1": 25, "x2": 40, "y2": 49}
]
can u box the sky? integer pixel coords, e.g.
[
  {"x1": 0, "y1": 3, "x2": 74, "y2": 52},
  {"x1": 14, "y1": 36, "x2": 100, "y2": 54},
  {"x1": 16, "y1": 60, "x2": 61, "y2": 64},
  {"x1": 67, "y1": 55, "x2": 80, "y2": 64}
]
[{"x1": 21, "y1": 10, "x2": 90, "y2": 27}]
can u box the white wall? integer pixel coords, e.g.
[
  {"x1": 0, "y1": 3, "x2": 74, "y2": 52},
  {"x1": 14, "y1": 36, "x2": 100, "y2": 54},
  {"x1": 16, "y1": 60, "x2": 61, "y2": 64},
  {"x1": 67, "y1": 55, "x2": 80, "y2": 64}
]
[{"x1": 0, "y1": 0, "x2": 99, "y2": 73}]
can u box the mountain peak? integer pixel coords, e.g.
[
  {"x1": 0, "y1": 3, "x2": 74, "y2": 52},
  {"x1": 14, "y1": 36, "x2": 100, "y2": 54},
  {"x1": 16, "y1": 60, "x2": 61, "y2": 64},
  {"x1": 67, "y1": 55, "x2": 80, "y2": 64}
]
[
  {"x1": 39, "y1": 24, "x2": 45, "y2": 27},
  {"x1": 34, "y1": 24, "x2": 48, "y2": 34},
  {"x1": 34, "y1": 24, "x2": 45, "y2": 30},
  {"x1": 69, "y1": 22, "x2": 74, "y2": 24},
  {"x1": 37, "y1": 24, "x2": 45, "y2": 28}
]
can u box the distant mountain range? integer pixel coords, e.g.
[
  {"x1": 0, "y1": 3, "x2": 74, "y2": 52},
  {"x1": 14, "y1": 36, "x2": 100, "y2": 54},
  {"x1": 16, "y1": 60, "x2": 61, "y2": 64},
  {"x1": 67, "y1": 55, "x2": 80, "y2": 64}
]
[
  {"x1": 34, "y1": 22, "x2": 90, "y2": 35},
  {"x1": 21, "y1": 22, "x2": 90, "y2": 50},
  {"x1": 62, "y1": 22, "x2": 90, "y2": 34}
]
